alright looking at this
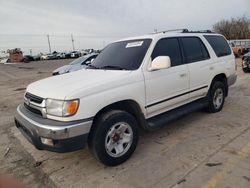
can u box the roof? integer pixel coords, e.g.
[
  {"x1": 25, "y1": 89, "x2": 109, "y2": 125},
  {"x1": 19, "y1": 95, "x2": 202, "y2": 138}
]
[{"x1": 115, "y1": 29, "x2": 220, "y2": 43}]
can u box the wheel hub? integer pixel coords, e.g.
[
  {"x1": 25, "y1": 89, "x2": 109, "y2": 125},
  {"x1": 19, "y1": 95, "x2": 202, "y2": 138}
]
[
  {"x1": 105, "y1": 122, "x2": 133, "y2": 158},
  {"x1": 213, "y1": 88, "x2": 223, "y2": 109},
  {"x1": 112, "y1": 133, "x2": 121, "y2": 142}
]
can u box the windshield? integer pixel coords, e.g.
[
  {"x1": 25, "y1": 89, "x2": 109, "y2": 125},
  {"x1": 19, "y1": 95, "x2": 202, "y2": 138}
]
[
  {"x1": 70, "y1": 56, "x2": 88, "y2": 65},
  {"x1": 91, "y1": 39, "x2": 152, "y2": 70}
]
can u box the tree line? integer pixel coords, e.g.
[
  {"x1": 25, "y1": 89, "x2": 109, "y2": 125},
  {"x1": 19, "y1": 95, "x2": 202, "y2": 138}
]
[{"x1": 213, "y1": 16, "x2": 250, "y2": 40}]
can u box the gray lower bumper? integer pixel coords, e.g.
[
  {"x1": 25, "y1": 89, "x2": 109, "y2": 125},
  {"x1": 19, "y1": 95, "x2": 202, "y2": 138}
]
[{"x1": 15, "y1": 104, "x2": 92, "y2": 140}]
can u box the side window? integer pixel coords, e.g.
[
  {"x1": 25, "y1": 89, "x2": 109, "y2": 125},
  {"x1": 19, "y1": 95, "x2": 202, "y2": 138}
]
[
  {"x1": 181, "y1": 37, "x2": 210, "y2": 63},
  {"x1": 204, "y1": 35, "x2": 232, "y2": 57},
  {"x1": 151, "y1": 38, "x2": 182, "y2": 67}
]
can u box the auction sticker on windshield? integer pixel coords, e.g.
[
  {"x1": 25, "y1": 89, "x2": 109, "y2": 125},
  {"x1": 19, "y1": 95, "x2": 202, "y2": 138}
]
[{"x1": 126, "y1": 41, "x2": 144, "y2": 48}]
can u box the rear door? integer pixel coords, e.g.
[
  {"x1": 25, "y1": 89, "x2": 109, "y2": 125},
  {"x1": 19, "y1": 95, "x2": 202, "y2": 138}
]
[
  {"x1": 180, "y1": 37, "x2": 211, "y2": 101},
  {"x1": 144, "y1": 37, "x2": 189, "y2": 118}
]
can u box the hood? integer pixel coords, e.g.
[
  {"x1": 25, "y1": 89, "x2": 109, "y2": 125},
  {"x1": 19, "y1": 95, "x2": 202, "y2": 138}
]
[
  {"x1": 53, "y1": 64, "x2": 85, "y2": 75},
  {"x1": 27, "y1": 69, "x2": 135, "y2": 100}
]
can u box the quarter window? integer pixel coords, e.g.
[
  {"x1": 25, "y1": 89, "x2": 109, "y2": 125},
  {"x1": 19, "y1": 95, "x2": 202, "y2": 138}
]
[
  {"x1": 204, "y1": 35, "x2": 231, "y2": 57},
  {"x1": 151, "y1": 38, "x2": 183, "y2": 67},
  {"x1": 181, "y1": 37, "x2": 210, "y2": 63}
]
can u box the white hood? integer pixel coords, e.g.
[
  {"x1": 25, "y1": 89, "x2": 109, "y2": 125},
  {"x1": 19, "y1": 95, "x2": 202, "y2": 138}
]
[{"x1": 27, "y1": 69, "x2": 134, "y2": 100}]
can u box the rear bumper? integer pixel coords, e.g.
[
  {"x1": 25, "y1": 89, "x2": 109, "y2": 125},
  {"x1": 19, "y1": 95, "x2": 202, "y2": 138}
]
[
  {"x1": 227, "y1": 73, "x2": 237, "y2": 86},
  {"x1": 14, "y1": 104, "x2": 93, "y2": 152}
]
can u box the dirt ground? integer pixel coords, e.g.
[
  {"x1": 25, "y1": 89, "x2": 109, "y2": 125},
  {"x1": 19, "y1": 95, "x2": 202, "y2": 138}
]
[{"x1": 0, "y1": 58, "x2": 249, "y2": 188}]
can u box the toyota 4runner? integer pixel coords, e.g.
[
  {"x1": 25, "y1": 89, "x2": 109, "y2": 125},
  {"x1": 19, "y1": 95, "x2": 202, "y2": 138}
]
[{"x1": 15, "y1": 29, "x2": 237, "y2": 166}]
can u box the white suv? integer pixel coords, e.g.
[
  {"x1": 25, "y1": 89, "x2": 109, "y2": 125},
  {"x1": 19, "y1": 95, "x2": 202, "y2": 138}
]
[{"x1": 15, "y1": 29, "x2": 237, "y2": 166}]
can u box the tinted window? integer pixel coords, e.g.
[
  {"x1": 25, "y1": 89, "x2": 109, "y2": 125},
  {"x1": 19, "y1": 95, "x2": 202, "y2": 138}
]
[
  {"x1": 151, "y1": 38, "x2": 182, "y2": 66},
  {"x1": 204, "y1": 35, "x2": 231, "y2": 57},
  {"x1": 181, "y1": 37, "x2": 210, "y2": 63},
  {"x1": 92, "y1": 39, "x2": 152, "y2": 70}
]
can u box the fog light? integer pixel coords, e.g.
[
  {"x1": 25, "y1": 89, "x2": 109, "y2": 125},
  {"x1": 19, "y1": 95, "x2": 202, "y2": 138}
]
[{"x1": 41, "y1": 137, "x2": 54, "y2": 146}]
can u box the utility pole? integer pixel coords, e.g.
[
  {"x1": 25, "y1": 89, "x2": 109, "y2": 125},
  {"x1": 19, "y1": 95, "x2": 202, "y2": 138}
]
[
  {"x1": 47, "y1": 34, "x2": 51, "y2": 54},
  {"x1": 71, "y1": 34, "x2": 75, "y2": 51}
]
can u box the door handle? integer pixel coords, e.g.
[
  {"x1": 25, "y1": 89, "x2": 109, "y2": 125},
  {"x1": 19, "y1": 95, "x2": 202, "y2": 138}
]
[
  {"x1": 209, "y1": 67, "x2": 214, "y2": 70},
  {"x1": 180, "y1": 73, "x2": 186, "y2": 77}
]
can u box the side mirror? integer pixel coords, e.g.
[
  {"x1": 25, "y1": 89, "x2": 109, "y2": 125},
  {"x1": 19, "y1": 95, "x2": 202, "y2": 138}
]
[{"x1": 150, "y1": 56, "x2": 171, "y2": 71}]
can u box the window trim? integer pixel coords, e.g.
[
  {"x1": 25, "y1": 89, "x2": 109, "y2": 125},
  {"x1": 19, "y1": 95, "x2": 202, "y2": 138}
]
[
  {"x1": 151, "y1": 37, "x2": 184, "y2": 67},
  {"x1": 179, "y1": 36, "x2": 211, "y2": 64}
]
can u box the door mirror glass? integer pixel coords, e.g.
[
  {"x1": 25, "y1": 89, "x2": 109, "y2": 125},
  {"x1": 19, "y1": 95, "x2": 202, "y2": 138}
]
[{"x1": 151, "y1": 56, "x2": 171, "y2": 71}]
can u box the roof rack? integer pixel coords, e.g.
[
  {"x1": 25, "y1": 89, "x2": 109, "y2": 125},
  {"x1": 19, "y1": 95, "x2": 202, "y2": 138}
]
[
  {"x1": 153, "y1": 29, "x2": 188, "y2": 34},
  {"x1": 182, "y1": 29, "x2": 214, "y2": 33},
  {"x1": 152, "y1": 29, "x2": 214, "y2": 34}
]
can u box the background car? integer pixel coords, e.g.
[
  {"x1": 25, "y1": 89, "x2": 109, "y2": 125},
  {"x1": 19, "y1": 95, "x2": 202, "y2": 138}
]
[
  {"x1": 33, "y1": 54, "x2": 41, "y2": 61},
  {"x1": 22, "y1": 55, "x2": 34, "y2": 63},
  {"x1": 242, "y1": 52, "x2": 250, "y2": 73},
  {"x1": 229, "y1": 42, "x2": 243, "y2": 57},
  {"x1": 56, "y1": 52, "x2": 66, "y2": 59},
  {"x1": 52, "y1": 53, "x2": 98, "y2": 75},
  {"x1": 70, "y1": 51, "x2": 81, "y2": 58},
  {"x1": 40, "y1": 54, "x2": 49, "y2": 60},
  {"x1": 0, "y1": 57, "x2": 10, "y2": 64},
  {"x1": 243, "y1": 43, "x2": 250, "y2": 54}
]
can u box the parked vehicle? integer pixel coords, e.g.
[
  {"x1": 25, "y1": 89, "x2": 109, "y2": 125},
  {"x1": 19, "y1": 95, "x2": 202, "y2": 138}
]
[
  {"x1": 52, "y1": 53, "x2": 98, "y2": 75},
  {"x1": 33, "y1": 54, "x2": 41, "y2": 61},
  {"x1": 243, "y1": 43, "x2": 250, "y2": 55},
  {"x1": 15, "y1": 29, "x2": 237, "y2": 166},
  {"x1": 56, "y1": 52, "x2": 66, "y2": 59},
  {"x1": 0, "y1": 58, "x2": 10, "y2": 64},
  {"x1": 242, "y1": 52, "x2": 250, "y2": 73},
  {"x1": 40, "y1": 54, "x2": 49, "y2": 60},
  {"x1": 229, "y1": 42, "x2": 243, "y2": 57},
  {"x1": 22, "y1": 55, "x2": 34, "y2": 63},
  {"x1": 70, "y1": 51, "x2": 81, "y2": 58}
]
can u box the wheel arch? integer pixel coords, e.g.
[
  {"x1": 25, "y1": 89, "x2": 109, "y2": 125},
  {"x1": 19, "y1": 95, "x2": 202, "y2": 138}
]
[
  {"x1": 210, "y1": 73, "x2": 228, "y2": 96},
  {"x1": 88, "y1": 100, "x2": 146, "y2": 142}
]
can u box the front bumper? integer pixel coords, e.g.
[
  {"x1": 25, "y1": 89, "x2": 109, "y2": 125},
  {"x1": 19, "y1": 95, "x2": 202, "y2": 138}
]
[{"x1": 14, "y1": 104, "x2": 93, "y2": 152}]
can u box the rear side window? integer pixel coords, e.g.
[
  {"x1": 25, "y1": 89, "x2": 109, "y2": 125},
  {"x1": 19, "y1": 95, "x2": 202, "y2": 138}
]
[
  {"x1": 151, "y1": 38, "x2": 182, "y2": 66},
  {"x1": 204, "y1": 35, "x2": 231, "y2": 57},
  {"x1": 181, "y1": 37, "x2": 210, "y2": 63}
]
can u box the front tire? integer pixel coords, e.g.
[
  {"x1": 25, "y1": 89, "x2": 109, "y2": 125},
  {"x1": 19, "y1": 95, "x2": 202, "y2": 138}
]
[
  {"x1": 88, "y1": 110, "x2": 139, "y2": 166},
  {"x1": 207, "y1": 81, "x2": 226, "y2": 113}
]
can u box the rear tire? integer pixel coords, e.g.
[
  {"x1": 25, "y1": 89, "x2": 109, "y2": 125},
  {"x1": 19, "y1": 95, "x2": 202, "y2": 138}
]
[
  {"x1": 207, "y1": 81, "x2": 226, "y2": 113},
  {"x1": 88, "y1": 110, "x2": 139, "y2": 166}
]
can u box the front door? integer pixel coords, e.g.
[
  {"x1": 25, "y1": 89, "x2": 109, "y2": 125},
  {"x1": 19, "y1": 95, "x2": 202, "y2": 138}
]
[{"x1": 144, "y1": 37, "x2": 189, "y2": 118}]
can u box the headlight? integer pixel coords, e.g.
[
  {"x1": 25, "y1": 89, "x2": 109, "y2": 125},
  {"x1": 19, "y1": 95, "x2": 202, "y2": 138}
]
[{"x1": 46, "y1": 99, "x2": 79, "y2": 117}]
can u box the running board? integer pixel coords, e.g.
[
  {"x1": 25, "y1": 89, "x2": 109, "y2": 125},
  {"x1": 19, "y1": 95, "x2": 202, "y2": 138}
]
[{"x1": 145, "y1": 98, "x2": 208, "y2": 130}]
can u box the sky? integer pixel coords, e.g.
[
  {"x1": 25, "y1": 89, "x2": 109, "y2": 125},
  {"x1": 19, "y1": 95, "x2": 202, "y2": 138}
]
[{"x1": 0, "y1": 0, "x2": 249, "y2": 55}]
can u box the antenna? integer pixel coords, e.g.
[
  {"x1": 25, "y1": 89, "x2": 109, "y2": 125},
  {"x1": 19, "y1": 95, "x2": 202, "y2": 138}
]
[
  {"x1": 71, "y1": 34, "x2": 75, "y2": 51},
  {"x1": 47, "y1": 34, "x2": 51, "y2": 53}
]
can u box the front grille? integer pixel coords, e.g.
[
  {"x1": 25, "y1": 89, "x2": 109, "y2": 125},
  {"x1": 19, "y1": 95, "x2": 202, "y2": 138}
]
[
  {"x1": 24, "y1": 103, "x2": 43, "y2": 116},
  {"x1": 25, "y1": 92, "x2": 43, "y2": 104}
]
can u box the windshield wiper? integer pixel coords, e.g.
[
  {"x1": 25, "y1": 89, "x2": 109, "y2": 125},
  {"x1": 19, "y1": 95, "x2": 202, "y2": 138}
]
[{"x1": 100, "y1": 65, "x2": 126, "y2": 70}]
